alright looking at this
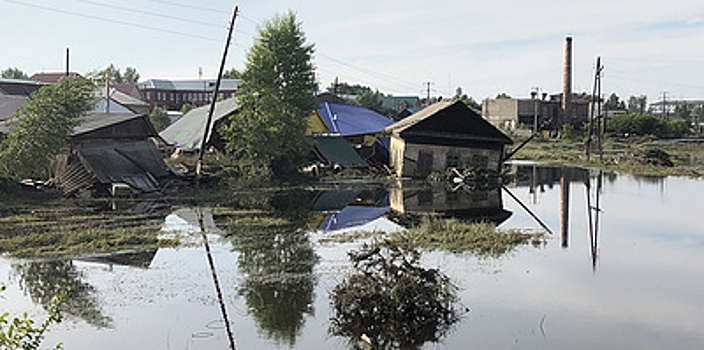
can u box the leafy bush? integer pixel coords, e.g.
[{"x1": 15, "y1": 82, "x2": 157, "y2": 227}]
[
  {"x1": 0, "y1": 285, "x2": 65, "y2": 349},
  {"x1": 607, "y1": 113, "x2": 690, "y2": 138}
]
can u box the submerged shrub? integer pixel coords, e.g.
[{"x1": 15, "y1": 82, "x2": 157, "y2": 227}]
[{"x1": 330, "y1": 239, "x2": 460, "y2": 349}]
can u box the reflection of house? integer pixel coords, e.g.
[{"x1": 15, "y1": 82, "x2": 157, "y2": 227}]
[
  {"x1": 78, "y1": 248, "x2": 158, "y2": 269},
  {"x1": 390, "y1": 186, "x2": 512, "y2": 224},
  {"x1": 52, "y1": 112, "x2": 171, "y2": 196},
  {"x1": 385, "y1": 101, "x2": 513, "y2": 178},
  {"x1": 136, "y1": 78, "x2": 240, "y2": 111},
  {"x1": 159, "y1": 97, "x2": 238, "y2": 151}
]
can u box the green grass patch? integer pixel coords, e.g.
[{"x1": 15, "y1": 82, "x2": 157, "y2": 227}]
[{"x1": 392, "y1": 217, "x2": 545, "y2": 258}]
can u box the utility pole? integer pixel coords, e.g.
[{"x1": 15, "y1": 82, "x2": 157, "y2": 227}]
[
  {"x1": 586, "y1": 56, "x2": 603, "y2": 161},
  {"x1": 65, "y1": 47, "x2": 70, "y2": 77},
  {"x1": 196, "y1": 6, "x2": 239, "y2": 179},
  {"x1": 424, "y1": 81, "x2": 432, "y2": 103},
  {"x1": 662, "y1": 91, "x2": 668, "y2": 119},
  {"x1": 333, "y1": 76, "x2": 339, "y2": 95}
]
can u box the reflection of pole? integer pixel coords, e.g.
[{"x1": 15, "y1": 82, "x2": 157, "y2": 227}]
[
  {"x1": 502, "y1": 185, "x2": 553, "y2": 235},
  {"x1": 560, "y1": 168, "x2": 570, "y2": 248},
  {"x1": 198, "y1": 208, "x2": 237, "y2": 350}
]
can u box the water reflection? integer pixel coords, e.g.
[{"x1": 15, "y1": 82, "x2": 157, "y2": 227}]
[
  {"x1": 586, "y1": 170, "x2": 604, "y2": 271},
  {"x1": 330, "y1": 240, "x2": 460, "y2": 349},
  {"x1": 390, "y1": 185, "x2": 512, "y2": 225},
  {"x1": 223, "y1": 192, "x2": 319, "y2": 347},
  {"x1": 311, "y1": 183, "x2": 514, "y2": 234},
  {"x1": 12, "y1": 260, "x2": 111, "y2": 328}
]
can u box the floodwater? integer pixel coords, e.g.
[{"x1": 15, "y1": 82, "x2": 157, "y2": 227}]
[{"x1": 2, "y1": 163, "x2": 704, "y2": 349}]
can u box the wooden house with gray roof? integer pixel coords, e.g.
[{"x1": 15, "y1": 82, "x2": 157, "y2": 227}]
[
  {"x1": 52, "y1": 112, "x2": 172, "y2": 196},
  {"x1": 385, "y1": 100, "x2": 513, "y2": 178}
]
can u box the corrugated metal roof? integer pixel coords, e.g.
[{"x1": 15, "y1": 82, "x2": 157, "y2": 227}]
[
  {"x1": 317, "y1": 102, "x2": 394, "y2": 137},
  {"x1": 74, "y1": 113, "x2": 147, "y2": 136},
  {"x1": 137, "y1": 79, "x2": 240, "y2": 91},
  {"x1": 0, "y1": 95, "x2": 27, "y2": 121},
  {"x1": 77, "y1": 140, "x2": 168, "y2": 192},
  {"x1": 159, "y1": 97, "x2": 238, "y2": 149},
  {"x1": 313, "y1": 134, "x2": 367, "y2": 167}
]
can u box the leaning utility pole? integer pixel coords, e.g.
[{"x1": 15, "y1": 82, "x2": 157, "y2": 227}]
[
  {"x1": 196, "y1": 6, "x2": 239, "y2": 179},
  {"x1": 586, "y1": 56, "x2": 603, "y2": 161}
]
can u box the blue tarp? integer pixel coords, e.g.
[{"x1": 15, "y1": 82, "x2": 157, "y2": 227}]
[
  {"x1": 320, "y1": 206, "x2": 391, "y2": 231},
  {"x1": 317, "y1": 102, "x2": 394, "y2": 137}
]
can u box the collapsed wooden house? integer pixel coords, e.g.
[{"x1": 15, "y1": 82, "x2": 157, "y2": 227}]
[
  {"x1": 52, "y1": 112, "x2": 172, "y2": 196},
  {"x1": 385, "y1": 101, "x2": 513, "y2": 178}
]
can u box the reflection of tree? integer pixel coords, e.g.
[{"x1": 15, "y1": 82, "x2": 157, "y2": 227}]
[
  {"x1": 331, "y1": 240, "x2": 460, "y2": 350},
  {"x1": 227, "y1": 216, "x2": 318, "y2": 346},
  {"x1": 12, "y1": 261, "x2": 111, "y2": 328}
]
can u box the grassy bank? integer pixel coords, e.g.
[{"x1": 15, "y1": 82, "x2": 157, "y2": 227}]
[{"x1": 511, "y1": 136, "x2": 704, "y2": 177}]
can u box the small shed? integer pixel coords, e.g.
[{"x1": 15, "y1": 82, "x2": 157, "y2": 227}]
[
  {"x1": 52, "y1": 112, "x2": 171, "y2": 196},
  {"x1": 385, "y1": 101, "x2": 513, "y2": 178}
]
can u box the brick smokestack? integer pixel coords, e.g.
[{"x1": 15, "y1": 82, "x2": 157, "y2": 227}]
[{"x1": 562, "y1": 36, "x2": 573, "y2": 126}]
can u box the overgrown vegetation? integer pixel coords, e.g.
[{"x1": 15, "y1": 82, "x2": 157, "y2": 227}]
[
  {"x1": 393, "y1": 217, "x2": 545, "y2": 258},
  {"x1": 0, "y1": 284, "x2": 65, "y2": 349},
  {"x1": 607, "y1": 113, "x2": 690, "y2": 138},
  {"x1": 512, "y1": 135, "x2": 704, "y2": 177},
  {"x1": 330, "y1": 239, "x2": 460, "y2": 349}
]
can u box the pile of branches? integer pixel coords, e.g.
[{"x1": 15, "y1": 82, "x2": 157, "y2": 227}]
[
  {"x1": 611, "y1": 149, "x2": 674, "y2": 167},
  {"x1": 330, "y1": 239, "x2": 460, "y2": 349}
]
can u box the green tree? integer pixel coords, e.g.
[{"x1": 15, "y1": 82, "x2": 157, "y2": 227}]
[
  {"x1": 453, "y1": 86, "x2": 480, "y2": 110},
  {"x1": 627, "y1": 95, "x2": 648, "y2": 115},
  {"x1": 0, "y1": 77, "x2": 95, "y2": 180},
  {"x1": 1, "y1": 67, "x2": 29, "y2": 80},
  {"x1": 180, "y1": 103, "x2": 196, "y2": 115},
  {"x1": 496, "y1": 92, "x2": 511, "y2": 99},
  {"x1": 220, "y1": 11, "x2": 318, "y2": 176},
  {"x1": 607, "y1": 113, "x2": 690, "y2": 138},
  {"x1": 87, "y1": 65, "x2": 140, "y2": 84},
  {"x1": 356, "y1": 90, "x2": 384, "y2": 114},
  {"x1": 122, "y1": 67, "x2": 140, "y2": 83},
  {"x1": 326, "y1": 82, "x2": 373, "y2": 96},
  {"x1": 222, "y1": 67, "x2": 241, "y2": 79},
  {"x1": 604, "y1": 93, "x2": 625, "y2": 110},
  {"x1": 149, "y1": 106, "x2": 171, "y2": 132}
]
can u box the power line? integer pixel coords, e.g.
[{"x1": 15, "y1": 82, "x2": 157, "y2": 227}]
[
  {"x1": 2, "y1": 0, "x2": 223, "y2": 42},
  {"x1": 71, "y1": 0, "x2": 227, "y2": 29},
  {"x1": 144, "y1": 0, "x2": 224, "y2": 13},
  {"x1": 316, "y1": 53, "x2": 418, "y2": 92}
]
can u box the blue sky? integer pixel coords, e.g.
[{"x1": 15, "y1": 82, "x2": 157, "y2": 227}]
[{"x1": 2, "y1": 0, "x2": 704, "y2": 104}]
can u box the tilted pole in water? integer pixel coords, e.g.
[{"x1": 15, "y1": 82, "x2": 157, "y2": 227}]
[
  {"x1": 197, "y1": 208, "x2": 237, "y2": 350},
  {"x1": 196, "y1": 5, "x2": 239, "y2": 178}
]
